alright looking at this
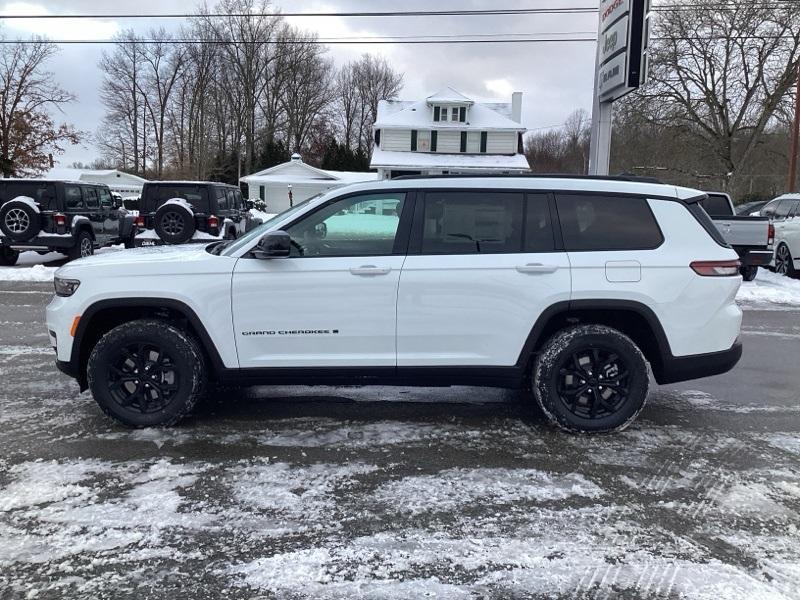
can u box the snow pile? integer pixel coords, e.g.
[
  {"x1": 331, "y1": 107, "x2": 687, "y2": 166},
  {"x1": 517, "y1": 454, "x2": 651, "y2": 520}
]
[
  {"x1": 0, "y1": 263, "x2": 58, "y2": 282},
  {"x1": 737, "y1": 269, "x2": 800, "y2": 306},
  {"x1": 250, "y1": 209, "x2": 277, "y2": 222}
]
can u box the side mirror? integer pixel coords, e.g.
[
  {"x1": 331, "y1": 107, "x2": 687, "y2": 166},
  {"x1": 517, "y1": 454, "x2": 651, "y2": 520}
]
[
  {"x1": 253, "y1": 231, "x2": 291, "y2": 259},
  {"x1": 246, "y1": 199, "x2": 254, "y2": 210}
]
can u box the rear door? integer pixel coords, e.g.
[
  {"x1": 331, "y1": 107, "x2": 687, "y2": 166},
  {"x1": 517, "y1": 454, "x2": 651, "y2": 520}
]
[
  {"x1": 63, "y1": 184, "x2": 86, "y2": 234},
  {"x1": 82, "y1": 186, "x2": 106, "y2": 241},
  {"x1": 396, "y1": 190, "x2": 570, "y2": 367}
]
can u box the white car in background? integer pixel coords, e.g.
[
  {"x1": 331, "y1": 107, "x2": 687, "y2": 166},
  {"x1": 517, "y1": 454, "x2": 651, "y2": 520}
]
[{"x1": 759, "y1": 194, "x2": 800, "y2": 277}]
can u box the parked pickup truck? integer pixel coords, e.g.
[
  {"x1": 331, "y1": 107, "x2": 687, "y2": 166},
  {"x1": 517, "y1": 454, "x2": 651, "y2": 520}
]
[{"x1": 699, "y1": 192, "x2": 773, "y2": 281}]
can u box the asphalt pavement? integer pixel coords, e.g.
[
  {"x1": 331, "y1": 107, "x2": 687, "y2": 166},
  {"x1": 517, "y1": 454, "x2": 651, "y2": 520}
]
[{"x1": 1, "y1": 281, "x2": 799, "y2": 599}]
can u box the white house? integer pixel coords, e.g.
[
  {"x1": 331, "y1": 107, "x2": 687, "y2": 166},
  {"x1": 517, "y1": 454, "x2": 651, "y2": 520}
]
[
  {"x1": 43, "y1": 167, "x2": 147, "y2": 198},
  {"x1": 240, "y1": 154, "x2": 378, "y2": 213},
  {"x1": 369, "y1": 87, "x2": 530, "y2": 179}
]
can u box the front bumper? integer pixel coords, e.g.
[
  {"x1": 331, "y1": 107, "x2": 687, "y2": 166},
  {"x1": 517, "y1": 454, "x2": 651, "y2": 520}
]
[{"x1": 655, "y1": 338, "x2": 742, "y2": 385}]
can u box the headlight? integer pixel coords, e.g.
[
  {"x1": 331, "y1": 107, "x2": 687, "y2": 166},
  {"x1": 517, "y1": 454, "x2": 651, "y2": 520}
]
[{"x1": 54, "y1": 277, "x2": 81, "y2": 297}]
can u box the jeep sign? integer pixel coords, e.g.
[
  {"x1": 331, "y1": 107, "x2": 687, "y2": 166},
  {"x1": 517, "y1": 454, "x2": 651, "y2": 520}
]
[{"x1": 597, "y1": 0, "x2": 650, "y2": 102}]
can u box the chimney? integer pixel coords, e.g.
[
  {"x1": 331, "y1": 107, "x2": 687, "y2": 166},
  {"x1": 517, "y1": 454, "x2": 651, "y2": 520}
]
[{"x1": 511, "y1": 92, "x2": 522, "y2": 124}]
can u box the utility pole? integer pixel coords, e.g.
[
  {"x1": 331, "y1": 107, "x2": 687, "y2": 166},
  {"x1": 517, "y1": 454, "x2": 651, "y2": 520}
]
[{"x1": 789, "y1": 62, "x2": 800, "y2": 193}]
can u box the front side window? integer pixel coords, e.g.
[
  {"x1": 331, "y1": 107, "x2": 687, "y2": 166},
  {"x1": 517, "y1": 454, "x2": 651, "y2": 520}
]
[
  {"x1": 421, "y1": 192, "x2": 523, "y2": 254},
  {"x1": 98, "y1": 188, "x2": 113, "y2": 207},
  {"x1": 285, "y1": 192, "x2": 406, "y2": 257},
  {"x1": 761, "y1": 199, "x2": 781, "y2": 218},
  {"x1": 64, "y1": 185, "x2": 83, "y2": 210},
  {"x1": 556, "y1": 194, "x2": 663, "y2": 251}
]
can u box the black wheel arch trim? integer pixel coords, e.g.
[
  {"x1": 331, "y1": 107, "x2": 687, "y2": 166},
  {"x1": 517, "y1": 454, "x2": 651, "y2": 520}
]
[
  {"x1": 516, "y1": 298, "x2": 741, "y2": 385},
  {"x1": 67, "y1": 297, "x2": 226, "y2": 391}
]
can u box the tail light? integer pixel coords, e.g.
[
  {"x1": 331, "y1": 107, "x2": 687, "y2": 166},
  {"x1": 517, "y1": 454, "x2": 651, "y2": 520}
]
[
  {"x1": 690, "y1": 260, "x2": 741, "y2": 276},
  {"x1": 54, "y1": 213, "x2": 66, "y2": 227},
  {"x1": 134, "y1": 215, "x2": 145, "y2": 228},
  {"x1": 207, "y1": 215, "x2": 219, "y2": 229},
  {"x1": 768, "y1": 223, "x2": 775, "y2": 247}
]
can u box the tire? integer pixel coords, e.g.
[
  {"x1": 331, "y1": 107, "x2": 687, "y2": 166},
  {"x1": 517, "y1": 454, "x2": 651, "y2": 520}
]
[
  {"x1": 532, "y1": 324, "x2": 649, "y2": 434},
  {"x1": 154, "y1": 202, "x2": 195, "y2": 244},
  {"x1": 740, "y1": 265, "x2": 758, "y2": 282},
  {"x1": 0, "y1": 244, "x2": 19, "y2": 266},
  {"x1": 124, "y1": 229, "x2": 136, "y2": 249},
  {"x1": 68, "y1": 230, "x2": 94, "y2": 261},
  {"x1": 87, "y1": 319, "x2": 207, "y2": 427},
  {"x1": 774, "y1": 243, "x2": 797, "y2": 278},
  {"x1": 0, "y1": 198, "x2": 41, "y2": 241}
]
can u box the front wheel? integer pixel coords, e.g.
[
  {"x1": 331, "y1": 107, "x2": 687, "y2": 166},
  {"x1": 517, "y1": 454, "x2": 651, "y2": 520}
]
[
  {"x1": 0, "y1": 244, "x2": 19, "y2": 266},
  {"x1": 532, "y1": 324, "x2": 649, "y2": 433},
  {"x1": 87, "y1": 320, "x2": 207, "y2": 427}
]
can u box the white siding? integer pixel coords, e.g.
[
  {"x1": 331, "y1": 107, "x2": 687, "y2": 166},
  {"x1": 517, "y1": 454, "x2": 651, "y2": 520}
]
[
  {"x1": 485, "y1": 131, "x2": 517, "y2": 154},
  {"x1": 437, "y1": 130, "x2": 461, "y2": 153},
  {"x1": 382, "y1": 129, "x2": 412, "y2": 151}
]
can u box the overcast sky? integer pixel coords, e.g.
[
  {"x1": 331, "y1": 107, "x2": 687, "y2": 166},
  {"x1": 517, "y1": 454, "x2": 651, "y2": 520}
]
[{"x1": 0, "y1": 0, "x2": 599, "y2": 168}]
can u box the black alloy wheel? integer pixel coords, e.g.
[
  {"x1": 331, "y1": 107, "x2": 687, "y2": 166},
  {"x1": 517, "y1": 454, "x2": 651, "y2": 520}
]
[
  {"x1": 555, "y1": 347, "x2": 631, "y2": 420},
  {"x1": 87, "y1": 319, "x2": 207, "y2": 427},
  {"x1": 775, "y1": 244, "x2": 795, "y2": 277},
  {"x1": 106, "y1": 342, "x2": 180, "y2": 414},
  {"x1": 533, "y1": 324, "x2": 649, "y2": 433}
]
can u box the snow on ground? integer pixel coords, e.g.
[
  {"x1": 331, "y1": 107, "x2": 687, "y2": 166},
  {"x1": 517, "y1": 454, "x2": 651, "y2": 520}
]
[
  {"x1": 0, "y1": 245, "x2": 125, "y2": 282},
  {"x1": 737, "y1": 268, "x2": 800, "y2": 307}
]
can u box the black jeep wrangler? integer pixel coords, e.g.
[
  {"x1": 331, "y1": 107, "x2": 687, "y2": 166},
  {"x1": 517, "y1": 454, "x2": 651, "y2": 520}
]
[
  {"x1": 134, "y1": 181, "x2": 260, "y2": 246},
  {"x1": 0, "y1": 180, "x2": 136, "y2": 266}
]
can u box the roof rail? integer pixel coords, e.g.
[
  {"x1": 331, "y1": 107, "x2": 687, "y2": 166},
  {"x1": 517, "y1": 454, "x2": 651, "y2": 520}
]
[{"x1": 390, "y1": 173, "x2": 664, "y2": 184}]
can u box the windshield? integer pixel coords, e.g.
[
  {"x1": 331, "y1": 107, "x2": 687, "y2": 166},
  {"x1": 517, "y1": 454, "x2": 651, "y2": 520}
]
[{"x1": 222, "y1": 196, "x2": 317, "y2": 256}]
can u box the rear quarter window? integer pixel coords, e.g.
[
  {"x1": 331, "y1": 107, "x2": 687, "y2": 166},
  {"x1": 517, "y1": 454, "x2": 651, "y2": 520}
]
[
  {"x1": 556, "y1": 194, "x2": 664, "y2": 251},
  {"x1": 1, "y1": 182, "x2": 58, "y2": 210}
]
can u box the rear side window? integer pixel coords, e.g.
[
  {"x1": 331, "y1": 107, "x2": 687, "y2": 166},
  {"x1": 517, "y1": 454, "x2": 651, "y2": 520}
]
[
  {"x1": 215, "y1": 187, "x2": 229, "y2": 210},
  {"x1": 699, "y1": 194, "x2": 733, "y2": 216},
  {"x1": 145, "y1": 185, "x2": 210, "y2": 212},
  {"x1": 421, "y1": 191, "x2": 523, "y2": 254},
  {"x1": 1, "y1": 182, "x2": 57, "y2": 210},
  {"x1": 64, "y1": 185, "x2": 83, "y2": 210},
  {"x1": 556, "y1": 194, "x2": 663, "y2": 251},
  {"x1": 84, "y1": 187, "x2": 100, "y2": 208}
]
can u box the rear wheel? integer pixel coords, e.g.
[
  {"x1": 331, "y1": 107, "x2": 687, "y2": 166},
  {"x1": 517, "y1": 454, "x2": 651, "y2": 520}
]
[
  {"x1": 68, "y1": 230, "x2": 94, "y2": 261},
  {"x1": 774, "y1": 243, "x2": 797, "y2": 278},
  {"x1": 0, "y1": 199, "x2": 41, "y2": 242},
  {"x1": 0, "y1": 244, "x2": 19, "y2": 266},
  {"x1": 87, "y1": 320, "x2": 207, "y2": 427},
  {"x1": 532, "y1": 324, "x2": 649, "y2": 433},
  {"x1": 740, "y1": 265, "x2": 758, "y2": 281}
]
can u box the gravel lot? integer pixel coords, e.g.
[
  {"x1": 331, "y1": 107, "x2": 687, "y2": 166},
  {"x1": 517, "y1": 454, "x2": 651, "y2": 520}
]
[{"x1": 1, "y1": 278, "x2": 799, "y2": 599}]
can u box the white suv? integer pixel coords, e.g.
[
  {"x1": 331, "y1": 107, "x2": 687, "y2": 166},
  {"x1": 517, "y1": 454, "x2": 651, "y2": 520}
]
[
  {"x1": 47, "y1": 176, "x2": 743, "y2": 433},
  {"x1": 759, "y1": 193, "x2": 800, "y2": 277}
]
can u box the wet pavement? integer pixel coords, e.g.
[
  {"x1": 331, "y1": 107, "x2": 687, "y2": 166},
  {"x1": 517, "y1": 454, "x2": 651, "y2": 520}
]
[{"x1": 1, "y1": 281, "x2": 799, "y2": 599}]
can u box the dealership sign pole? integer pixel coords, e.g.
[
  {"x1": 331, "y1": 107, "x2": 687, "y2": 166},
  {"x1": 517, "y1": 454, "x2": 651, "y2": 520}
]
[{"x1": 588, "y1": 0, "x2": 651, "y2": 175}]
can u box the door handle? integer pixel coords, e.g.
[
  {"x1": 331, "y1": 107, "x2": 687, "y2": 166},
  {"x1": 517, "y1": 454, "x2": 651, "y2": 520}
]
[
  {"x1": 516, "y1": 263, "x2": 559, "y2": 274},
  {"x1": 349, "y1": 265, "x2": 392, "y2": 276}
]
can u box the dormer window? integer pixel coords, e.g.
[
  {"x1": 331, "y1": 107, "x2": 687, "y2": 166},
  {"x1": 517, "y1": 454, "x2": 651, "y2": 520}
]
[{"x1": 433, "y1": 105, "x2": 467, "y2": 123}]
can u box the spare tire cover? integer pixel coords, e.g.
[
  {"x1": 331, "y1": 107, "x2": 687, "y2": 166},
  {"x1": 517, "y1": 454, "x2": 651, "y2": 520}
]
[
  {"x1": 0, "y1": 197, "x2": 42, "y2": 242},
  {"x1": 153, "y1": 201, "x2": 195, "y2": 244}
]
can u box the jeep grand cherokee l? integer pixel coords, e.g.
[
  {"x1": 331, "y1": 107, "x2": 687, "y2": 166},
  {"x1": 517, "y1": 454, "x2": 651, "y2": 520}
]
[{"x1": 47, "y1": 176, "x2": 743, "y2": 433}]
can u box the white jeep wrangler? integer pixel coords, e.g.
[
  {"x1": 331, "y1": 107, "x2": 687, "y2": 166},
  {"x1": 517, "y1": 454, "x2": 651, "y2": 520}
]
[{"x1": 47, "y1": 176, "x2": 743, "y2": 433}]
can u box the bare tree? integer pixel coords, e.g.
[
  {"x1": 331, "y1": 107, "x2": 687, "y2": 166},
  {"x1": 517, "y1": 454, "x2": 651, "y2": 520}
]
[
  {"x1": 625, "y1": 0, "x2": 800, "y2": 190},
  {"x1": 0, "y1": 35, "x2": 80, "y2": 177}
]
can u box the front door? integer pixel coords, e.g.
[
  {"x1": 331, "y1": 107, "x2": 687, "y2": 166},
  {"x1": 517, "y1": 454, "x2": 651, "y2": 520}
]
[
  {"x1": 397, "y1": 190, "x2": 571, "y2": 366},
  {"x1": 232, "y1": 191, "x2": 411, "y2": 368}
]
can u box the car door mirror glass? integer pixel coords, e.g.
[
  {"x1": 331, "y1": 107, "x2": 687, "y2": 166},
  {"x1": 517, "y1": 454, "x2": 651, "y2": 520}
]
[{"x1": 253, "y1": 231, "x2": 291, "y2": 258}]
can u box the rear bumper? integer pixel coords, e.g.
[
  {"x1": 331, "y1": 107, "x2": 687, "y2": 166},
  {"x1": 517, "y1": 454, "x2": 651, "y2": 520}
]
[
  {"x1": 655, "y1": 338, "x2": 742, "y2": 385},
  {"x1": 741, "y1": 250, "x2": 773, "y2": 267}
]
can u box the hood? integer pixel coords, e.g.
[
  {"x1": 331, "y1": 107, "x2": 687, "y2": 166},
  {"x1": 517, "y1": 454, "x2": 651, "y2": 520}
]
[{"x1": 55, "y1": 243, "x2": 234, "y2": 279}]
